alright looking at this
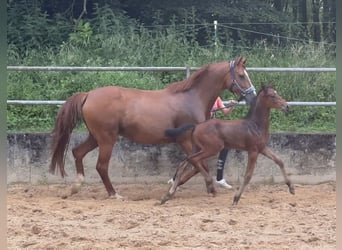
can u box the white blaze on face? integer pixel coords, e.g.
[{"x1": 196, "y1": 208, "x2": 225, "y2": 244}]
[
  {"x1": 244, "y1": 69, "x2": 256, "y2": 95},
  {"x1": 244, "y1": 69, "x2": 252, "y2": 86}
]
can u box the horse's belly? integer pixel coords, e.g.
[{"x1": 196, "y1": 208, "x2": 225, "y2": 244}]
[{"x1": 120, "y1": 125, "x2": 172, "y2": 144}]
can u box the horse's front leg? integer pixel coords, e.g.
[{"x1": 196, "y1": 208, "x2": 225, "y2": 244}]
[
  {"x1": 261, "y1": 147, "x2": 295, "y2": 195},
  {"x1": 233, "y1": 151, "x2": 258, "y2": 205}
]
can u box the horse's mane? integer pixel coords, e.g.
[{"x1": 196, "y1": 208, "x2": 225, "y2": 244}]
[
  {"x1": 166, "y1": 65, "x2": 210, "y2": 93},
  {"x1": 244, "y1": 84, "x2": 272, "y2": 119}
]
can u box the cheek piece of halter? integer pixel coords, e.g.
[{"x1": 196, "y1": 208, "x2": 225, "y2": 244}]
[{"x1": 228, "y1": 60, "x2": 256, "y2": 102}]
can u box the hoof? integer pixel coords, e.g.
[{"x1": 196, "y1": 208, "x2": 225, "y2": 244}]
[
  {"x1": 160, "y1": 194, "x2": 171, "y2": 205},
  {"x1": 109, "y1": 193, "x2": 125, "y2": 200},
  {"x1": 232, "y1": 195, "x2": 240, "y2": 205},
  {"x1": 115, "y1": 193, "x2": 125, "y2": 200},
  {"x1": 70, "y1": 183, "x2": 81, "y2": 195},
  {"x1": 206, "y1": 184, "x2": 216, "y2": 195},
  {"x1": 287, "y1": 182, "x2": 295, "y2": 195}
]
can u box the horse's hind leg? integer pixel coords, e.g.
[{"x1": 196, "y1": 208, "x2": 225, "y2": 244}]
[
  {"x1": 96, "y1": 141, "x2": 124, "y2": 199},
  {"x1": 261, "y1": 147, "x2": 295, "y2": 195},
  {"x1": 71, "y1": 134, "x2": 98, "y2": 194}
]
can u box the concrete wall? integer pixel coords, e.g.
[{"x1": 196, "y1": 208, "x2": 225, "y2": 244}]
[{"x1": 7, "y1": 132, "x2": 336, "y2": 185}]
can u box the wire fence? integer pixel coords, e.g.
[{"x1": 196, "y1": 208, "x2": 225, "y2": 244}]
[{"x1": 7, "y1": 66, "x2": 336, "y2": 106}]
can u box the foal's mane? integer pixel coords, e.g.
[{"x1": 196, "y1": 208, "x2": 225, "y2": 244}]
[{"x1": 166, "y1": 65, "x2": 210, "y2": 93}]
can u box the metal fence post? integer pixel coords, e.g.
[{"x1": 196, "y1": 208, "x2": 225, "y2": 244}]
[{"x1": 186, "y1": 66, "x2": 191, "y2": 78}]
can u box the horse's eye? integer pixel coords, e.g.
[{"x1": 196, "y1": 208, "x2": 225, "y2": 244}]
[{"x1": 239, "y1": 74, "x2": 245, "y2": 79}]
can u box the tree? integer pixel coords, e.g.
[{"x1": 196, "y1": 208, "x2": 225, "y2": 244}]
[{"x1": 311, "y1": 0, "x2": 321, "y2": 42}]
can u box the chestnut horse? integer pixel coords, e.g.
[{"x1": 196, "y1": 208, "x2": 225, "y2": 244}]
[
  {"x1": 163, "y1": 84, "x2": 295, "y2": 205},
  {"x1": 49, "y1": 57, "x2": 256, "y2": 199}
]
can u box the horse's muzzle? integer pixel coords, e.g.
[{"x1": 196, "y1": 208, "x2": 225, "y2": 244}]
[
  {"x1": 244, "y1": 91, "x2": 257, "y2": 105},
  {"x1": 282, "y1": 105, "x2": 290, "y2": 113}
]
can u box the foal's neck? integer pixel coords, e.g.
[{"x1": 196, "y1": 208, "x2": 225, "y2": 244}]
[{"x1": 248, "y1": 101, "x2": 271, "y2": 134}]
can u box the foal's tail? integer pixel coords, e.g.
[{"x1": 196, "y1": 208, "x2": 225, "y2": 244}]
[
  {"x1": 165, "y1": 124, "x2": 195, "y2": 138},
  {"x1": 49, "y1": 92, "x2": 88, "y2": 177}
]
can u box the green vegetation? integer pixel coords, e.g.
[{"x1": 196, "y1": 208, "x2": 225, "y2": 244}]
[{"x1": 7, "y1": 3, "x2": 336, "y2": 133}]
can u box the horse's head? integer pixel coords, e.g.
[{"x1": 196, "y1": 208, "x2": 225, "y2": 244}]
[
  {"x1": 226, "y1": 57, "x2": 256, "y2": 105},
  {"x1": 260, "y1": 84, "x2": 289, "y2": 112}
]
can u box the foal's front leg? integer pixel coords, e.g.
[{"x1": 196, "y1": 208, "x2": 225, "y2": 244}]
[
  {"x1": 261, "y1": 147, "x2": 295, "y2": 195},
  {"x1": 233, "y1": 151, "x2": 258, "y2": 205}
]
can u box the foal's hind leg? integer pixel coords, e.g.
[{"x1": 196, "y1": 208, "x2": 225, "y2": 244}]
[
  {"x1": 161, "y1": 159, "x2": 188, "y2": 204},
  {"x1": 261, "y1": 147, "x2": 295, "y2": 195},
  {"x1": 178, "y1": 167, "x2": 199, "y2": 186},
  {"x1": 71, "y1": 134, "x2": 98, "y2": 194},
  {"x1": 174, "y1": 141, "x2": 216, "y2": 190},
  {"x1": 187, "y1": 150, "x2": 217, "y2": 195}
]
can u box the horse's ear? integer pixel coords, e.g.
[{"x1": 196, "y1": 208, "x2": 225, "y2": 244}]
[{"x1": 235, "y1": 57, "x2": 247, "y2": 66}]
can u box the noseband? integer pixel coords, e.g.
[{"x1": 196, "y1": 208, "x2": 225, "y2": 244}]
[{"x1": 228, "y1": 60, "x2": 256, "y2": 101}]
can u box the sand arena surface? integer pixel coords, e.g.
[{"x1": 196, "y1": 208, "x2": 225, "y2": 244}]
[{"x1": 7, "y1": 181, "x2": 335, "y2": 250}]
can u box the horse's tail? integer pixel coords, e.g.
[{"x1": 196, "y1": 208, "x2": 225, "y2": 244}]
[
  {"x1": 49, "y1": 92, "x2": 88, "y2": 177},
  {"x1": 165, "y1": 124, "x2": 195, "y2": 138}
]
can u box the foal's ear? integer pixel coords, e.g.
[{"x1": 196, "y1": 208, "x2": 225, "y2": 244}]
[
  {"x1": 260, "y1": 83, "x2": 268, "y2": 92},
  {"x1": 267, "y1": 81, "x2": 274, "y2": 88}
]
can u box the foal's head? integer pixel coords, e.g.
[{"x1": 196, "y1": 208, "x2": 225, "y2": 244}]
[{"x1": 259, "y1": 85, "x2": 289, "y2": 112}]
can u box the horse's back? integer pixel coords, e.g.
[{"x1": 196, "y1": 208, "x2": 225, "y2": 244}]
[{"x1": 80, "y1": 85, "x2": 184, "y2": 143}]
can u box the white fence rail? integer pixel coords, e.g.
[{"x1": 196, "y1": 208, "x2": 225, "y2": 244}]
[{"x1": 7, "y1": 66, "x2": 336, "y2": 106}]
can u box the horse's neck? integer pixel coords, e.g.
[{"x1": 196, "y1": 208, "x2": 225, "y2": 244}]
[{"x1": 191, "y1": 68, "x2": 226, "y2": 113}]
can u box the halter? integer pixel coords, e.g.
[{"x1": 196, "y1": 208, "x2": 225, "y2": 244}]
[{"x1": 228, "y1": 60, "x2": 256, "y2": 101}]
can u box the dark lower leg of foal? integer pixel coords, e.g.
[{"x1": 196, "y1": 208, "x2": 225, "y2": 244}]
[
  {"x1": 171, "y1": 141, "x2": 209, "y2": 183},
  {"x1": 233, "y1": 154, "x2": 258, "y2": 205},
  {"x1": 261, "y1": 147, "x2": 295, "y2": 195},
  {"x1": 187, "y1": 152, "x2": 215, "y2": 194},
  {"x1": 161, "y1": 160, "x2": 188, "y2": 204},
  {"x1": 178, "y1": 167, "x2": 199, "y2": 185}
]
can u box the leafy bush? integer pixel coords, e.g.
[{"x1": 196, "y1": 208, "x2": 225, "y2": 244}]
[{"x1": 7, "y1": 5, "x2": 335, "y2": 133}]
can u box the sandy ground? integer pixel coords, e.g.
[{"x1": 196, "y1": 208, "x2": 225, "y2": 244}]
[{"x1": 7, "y1": 181, "x2": 336, "y2": 250}]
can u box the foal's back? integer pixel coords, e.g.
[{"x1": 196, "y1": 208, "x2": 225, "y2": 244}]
[{"x1": 192, "y1": 118, "x2": 267, "y2": 152}]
